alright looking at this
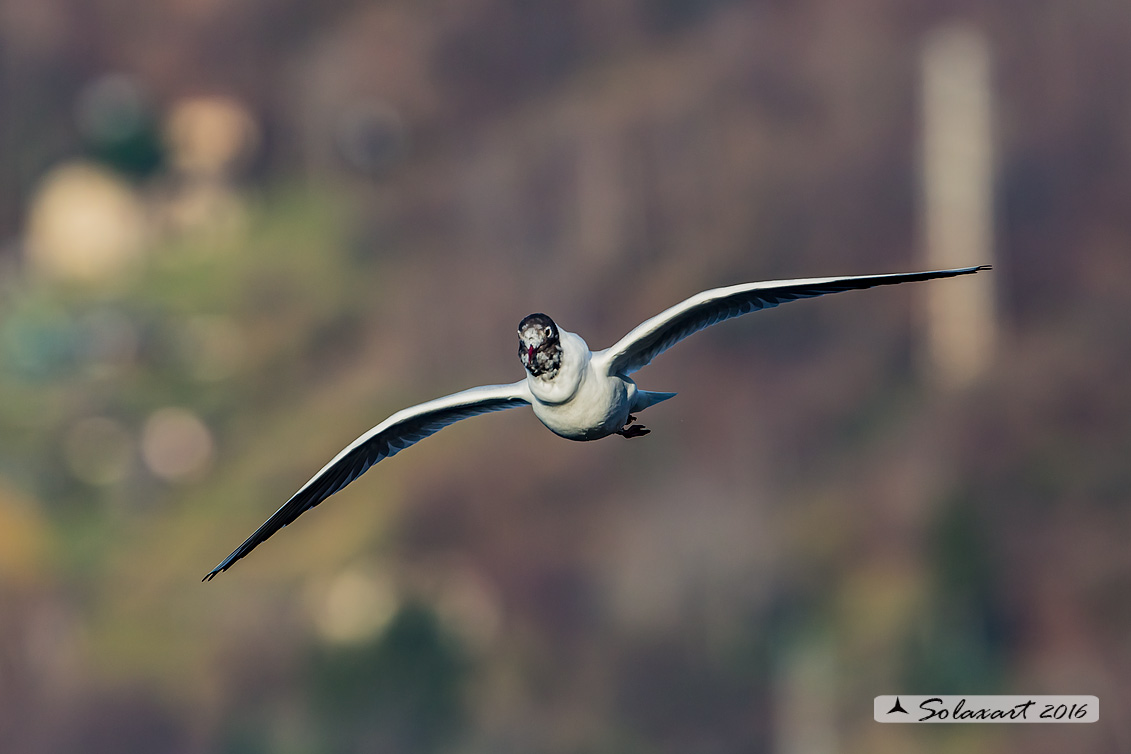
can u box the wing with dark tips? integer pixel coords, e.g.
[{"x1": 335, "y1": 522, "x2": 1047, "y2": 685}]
[
  {"x1": 597, "y1": 266, "x2": 991, "y2": 376},
  {"x1": 204, "y1": 380, "x2": 531, "y2": 580}
]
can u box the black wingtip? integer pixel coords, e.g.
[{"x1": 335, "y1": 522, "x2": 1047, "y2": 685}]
[{"x1": 203, "y1": 560, "x2": 230, "y2": 581}]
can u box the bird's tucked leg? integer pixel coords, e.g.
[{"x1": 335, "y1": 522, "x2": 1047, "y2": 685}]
[{"x1": 617, "y1": 414, "x2": 651, "y2": 439}]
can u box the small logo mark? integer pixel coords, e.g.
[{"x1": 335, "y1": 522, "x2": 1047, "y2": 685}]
[{"x1": 874, "y1": 695, "x2": 1099, "y2": 723}]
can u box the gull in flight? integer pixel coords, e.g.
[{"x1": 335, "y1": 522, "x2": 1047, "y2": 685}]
[{"x1": 204, "y1": 265, "x2": 990, "y2": 579}]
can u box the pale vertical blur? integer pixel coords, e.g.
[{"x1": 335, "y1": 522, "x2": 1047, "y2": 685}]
[{"x1": 921, "y1": 25, "x2": 998, "y2": 389}]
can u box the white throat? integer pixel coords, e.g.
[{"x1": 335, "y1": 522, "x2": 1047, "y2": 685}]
[{"x1": 525, "y1": 329, "x2": 589, "y2": 405}]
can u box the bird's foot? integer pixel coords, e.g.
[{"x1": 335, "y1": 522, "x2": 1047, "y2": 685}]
[{"x1": 617, "y1": 421, "x2": 650, "y2": 439}]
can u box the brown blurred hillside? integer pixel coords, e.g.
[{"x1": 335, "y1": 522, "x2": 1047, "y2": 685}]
[{"x1": 1, "y1": 1, "x2": 1129, "y2": 753}]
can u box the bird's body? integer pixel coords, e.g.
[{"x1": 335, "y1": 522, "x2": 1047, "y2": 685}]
[
  {"x1": 530, "y1": 338, "x2": 629, "y2": 440},
  {"x1": 205, "y1": 264, "x2": 991, "y2": 580},
  {"x1": 524, "y1": 328, "x2": 660, "y2": 441}
]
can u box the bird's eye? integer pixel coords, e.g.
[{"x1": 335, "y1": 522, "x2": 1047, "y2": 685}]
[{"x1": 544, "y1": 326, "x2": 553, "y2": 338}]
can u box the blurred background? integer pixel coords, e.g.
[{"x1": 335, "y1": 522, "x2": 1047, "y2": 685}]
[{"x1": 0, "y1": 0, "x2": 1128, "y2": 752}]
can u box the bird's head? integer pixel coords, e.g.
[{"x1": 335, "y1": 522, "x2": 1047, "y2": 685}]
[{"x1": 517, "y1": 313, "x2": 562, "y2": 378}]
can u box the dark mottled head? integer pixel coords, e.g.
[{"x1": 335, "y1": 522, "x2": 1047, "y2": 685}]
[{"x1": 518, "y1": 313, "x2": 562, "y2": 378}]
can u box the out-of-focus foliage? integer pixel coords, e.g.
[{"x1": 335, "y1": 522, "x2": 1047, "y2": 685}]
[{"x1": 0, "y1": 1, "x2": 1129, "y2": 753}]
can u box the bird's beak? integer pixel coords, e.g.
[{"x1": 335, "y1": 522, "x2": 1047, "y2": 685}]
[{"x1": 527, "y1": 345, "x2": 536, "y2": 364}]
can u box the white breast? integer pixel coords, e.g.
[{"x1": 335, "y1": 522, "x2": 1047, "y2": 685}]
[{"x1": 527, "y1": 329, "x2": 633, "y2": 440}]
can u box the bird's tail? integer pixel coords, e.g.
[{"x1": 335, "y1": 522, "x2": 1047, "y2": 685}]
[{"x1": 632, "y1": 390, "x2": 677, "y2": 412}]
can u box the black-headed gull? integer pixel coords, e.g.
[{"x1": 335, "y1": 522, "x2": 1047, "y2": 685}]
[{"x1": 205, "y1": 265, "x2": 989, "y2": 579}]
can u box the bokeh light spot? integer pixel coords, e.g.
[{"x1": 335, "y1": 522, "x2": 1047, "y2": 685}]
[
  {"x1": 141, "y1": 407, "x2": 214, "y2": 482},
  {"x1": 24, "y1": 162, "x2": 147, "y2": 284},
  {"x1": 312, "y1": 568, "x2": 398, "y2": 644}
]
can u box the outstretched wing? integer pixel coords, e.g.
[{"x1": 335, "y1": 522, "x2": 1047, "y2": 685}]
[
  {"x1": 204, "y1": 380, "x2": 531, "y2": 580},
  {"x1": 597, "y1": 266, "x2": 991, "y2": 376}
]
